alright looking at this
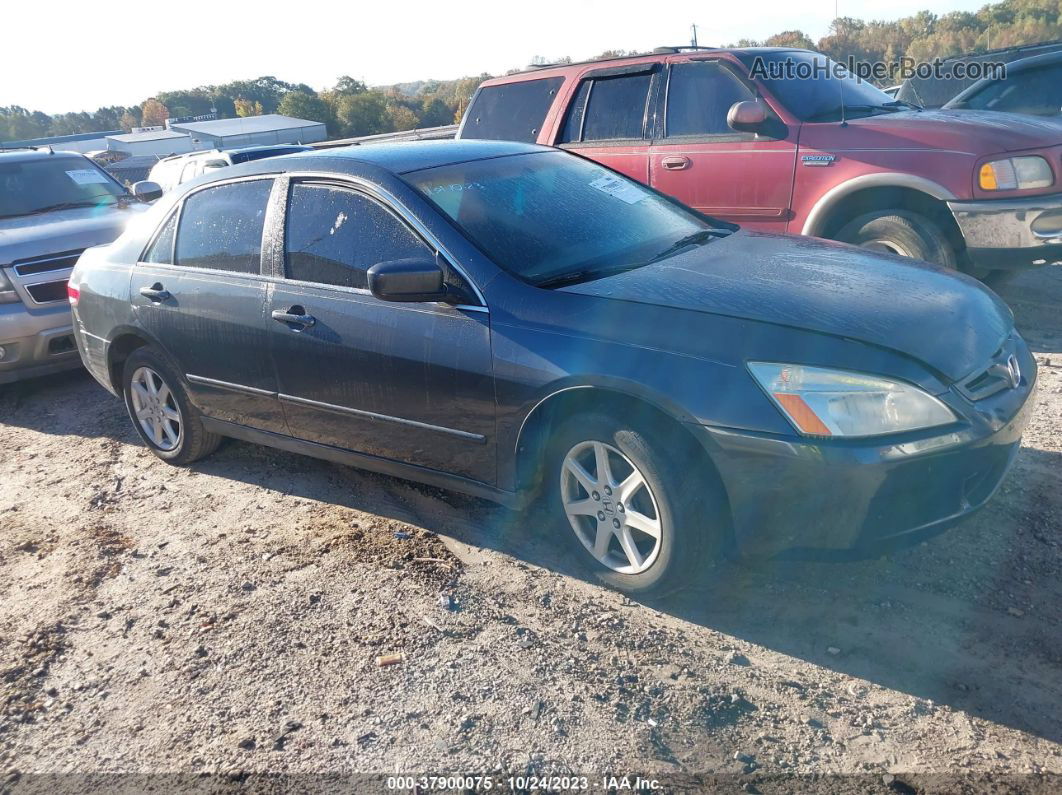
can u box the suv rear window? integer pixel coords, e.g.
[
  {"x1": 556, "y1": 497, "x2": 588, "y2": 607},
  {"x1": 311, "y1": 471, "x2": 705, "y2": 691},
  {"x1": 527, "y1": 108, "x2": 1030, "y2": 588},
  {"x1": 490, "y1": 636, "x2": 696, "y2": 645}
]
[{"x1": 462, "y1": 77, "x2": 563, "y2": 143}]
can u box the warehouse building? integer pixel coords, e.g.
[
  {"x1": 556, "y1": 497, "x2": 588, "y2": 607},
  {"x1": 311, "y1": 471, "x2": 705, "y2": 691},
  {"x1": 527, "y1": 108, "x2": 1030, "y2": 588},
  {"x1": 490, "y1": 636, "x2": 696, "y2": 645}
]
[
  {"x1": 0, "y1": 130, "x2": 122, "y2": 153},
  {"x1": 167, "y1": 114, "x2": 327, "y2": 149},
  {"x1": 105, "y1": 128, "x2": 195, "y2": 157}
]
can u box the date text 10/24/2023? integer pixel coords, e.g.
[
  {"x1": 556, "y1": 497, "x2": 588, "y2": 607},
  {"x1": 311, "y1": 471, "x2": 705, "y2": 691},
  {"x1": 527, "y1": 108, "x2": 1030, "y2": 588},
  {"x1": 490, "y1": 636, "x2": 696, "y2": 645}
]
[{"x1": 385, "y1": 775, "x2": 663, "y2": 791}]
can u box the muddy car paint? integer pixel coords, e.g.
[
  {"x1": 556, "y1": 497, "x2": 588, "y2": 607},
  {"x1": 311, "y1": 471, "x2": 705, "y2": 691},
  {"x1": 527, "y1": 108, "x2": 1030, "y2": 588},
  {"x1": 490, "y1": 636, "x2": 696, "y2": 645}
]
[{"x1": 71, "y1": 141, "x2": 1036, "y2": 557}]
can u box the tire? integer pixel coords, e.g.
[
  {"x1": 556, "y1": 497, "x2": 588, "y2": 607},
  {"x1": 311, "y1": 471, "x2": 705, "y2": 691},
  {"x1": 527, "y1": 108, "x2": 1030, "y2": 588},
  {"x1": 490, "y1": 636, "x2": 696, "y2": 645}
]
[
  {"x1": 121, "y1": 347, "x2": 221, "y2": 465},
  {"x1": 543, "y1": 412, "x2": 726, "y2": 597},
  {"x1": 836, "y1": 210, "x2": 958, "y2": 268}
]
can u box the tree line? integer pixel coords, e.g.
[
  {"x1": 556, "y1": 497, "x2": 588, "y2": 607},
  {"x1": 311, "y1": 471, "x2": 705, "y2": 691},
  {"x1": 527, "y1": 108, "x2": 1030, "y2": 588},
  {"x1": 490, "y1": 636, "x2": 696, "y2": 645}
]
[
  {"x1": 3, "y1": 0, "x2": 1061, "y2": 143},
  {"x1": 736, "y1": 0, "x2": 1062, "y2": 71},
  {"x1": 0, "y1": 73, "x2": 490, "y2": 143}
]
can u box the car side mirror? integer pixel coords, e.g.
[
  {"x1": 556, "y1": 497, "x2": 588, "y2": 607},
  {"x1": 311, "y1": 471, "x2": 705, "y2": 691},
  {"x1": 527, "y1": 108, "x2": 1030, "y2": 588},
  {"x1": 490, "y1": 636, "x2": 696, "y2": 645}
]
[
  {"x1": 367, "y1": 257, "x2": 449, "y2": 303},
  {"x1": 727, "y1": 99, "x2": 769, "y2": 133},
  {"x1": 131, "y1": 180, "x2": 163, "y2": 203}
]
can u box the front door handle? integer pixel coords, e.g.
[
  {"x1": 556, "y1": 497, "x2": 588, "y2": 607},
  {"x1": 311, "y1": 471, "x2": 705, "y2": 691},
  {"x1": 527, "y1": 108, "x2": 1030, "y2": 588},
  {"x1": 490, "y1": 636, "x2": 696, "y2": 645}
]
[
  {"x1": 139, "y1": 283, "x2": 171, "y2": 302},
  {"x1": 272, "y1": 306, "x2": 316, "y2": 329},
  {"x1": 661, "y1": 156, "x2": 691, "y2": 171}
]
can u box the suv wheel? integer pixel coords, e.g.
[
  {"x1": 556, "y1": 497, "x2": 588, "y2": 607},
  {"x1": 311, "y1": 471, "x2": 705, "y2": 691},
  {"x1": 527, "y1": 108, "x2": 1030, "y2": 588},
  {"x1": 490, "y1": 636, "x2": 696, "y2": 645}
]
[
  {"x1": 836, "y1": 210, "x2": 958, "y2": 268},
  {"x1": 545, "y1": 413, "x2": 724, "y2": 596},
  {"x1": 122, "y1": 347, "x2": 221, "y2": 465}
]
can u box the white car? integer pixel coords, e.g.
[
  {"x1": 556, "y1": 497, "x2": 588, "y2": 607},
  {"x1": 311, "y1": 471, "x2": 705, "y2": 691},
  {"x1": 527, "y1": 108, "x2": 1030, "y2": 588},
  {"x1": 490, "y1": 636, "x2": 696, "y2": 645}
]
[{"x1": 148, "y1": 145, "x2": 312, "y2": 192}]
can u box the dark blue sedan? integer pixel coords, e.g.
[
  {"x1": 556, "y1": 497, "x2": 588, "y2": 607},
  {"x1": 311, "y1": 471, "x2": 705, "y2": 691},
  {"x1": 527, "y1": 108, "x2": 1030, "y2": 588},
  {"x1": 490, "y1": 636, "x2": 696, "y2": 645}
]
[{"x1": 69, "y1": 141, "x2": 1036, "y2": 595}]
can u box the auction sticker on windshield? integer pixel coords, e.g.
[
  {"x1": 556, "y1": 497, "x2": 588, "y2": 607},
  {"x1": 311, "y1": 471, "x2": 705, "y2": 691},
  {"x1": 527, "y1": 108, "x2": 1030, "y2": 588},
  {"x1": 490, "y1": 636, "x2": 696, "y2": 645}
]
[
  {"x1": 589, "y1": 174, "x2": 648, "y2": 204},
  {"x1": 65, "y1": 169, "x2": 111, "y2": 185}
]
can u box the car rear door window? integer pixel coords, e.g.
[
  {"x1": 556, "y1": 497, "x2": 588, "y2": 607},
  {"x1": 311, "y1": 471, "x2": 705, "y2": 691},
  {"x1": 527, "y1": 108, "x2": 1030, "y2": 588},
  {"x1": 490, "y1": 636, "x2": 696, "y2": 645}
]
[
  {"x1": 174, "y1": 179, "x2": 272, "y2": 273},
  {"x1": 666, "y1": 61, "x2": 756, "y2": 137},
  {"x1": 462, "y1": 77, "x2": 564, "y2": 143},
  {"x1": 283, "y1": 183, "x2": 431, "y2": 290},
  {"x1": 563, "y1": 72, "x2": 652, "y2": 143}
]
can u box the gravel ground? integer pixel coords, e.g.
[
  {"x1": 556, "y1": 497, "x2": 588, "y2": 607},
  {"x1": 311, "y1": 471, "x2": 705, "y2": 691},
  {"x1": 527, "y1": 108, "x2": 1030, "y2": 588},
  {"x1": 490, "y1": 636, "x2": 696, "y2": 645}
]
[{"x1": 1, "y1": 267, "x2": 1061, "y2": 793}]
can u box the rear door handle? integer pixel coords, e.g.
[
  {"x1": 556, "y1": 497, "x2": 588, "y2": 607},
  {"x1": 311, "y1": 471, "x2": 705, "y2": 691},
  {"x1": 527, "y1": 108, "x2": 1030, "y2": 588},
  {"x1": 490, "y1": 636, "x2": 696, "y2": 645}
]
[
  {"x1": 139, "y1": 283, "x2": 171, "y2": 302},
  {"x1": 272, "y1": 307, "x2": 316, "y2": 329},
  {"x1": 661, "y1": 156, "x2": 691, "y2": 171}
]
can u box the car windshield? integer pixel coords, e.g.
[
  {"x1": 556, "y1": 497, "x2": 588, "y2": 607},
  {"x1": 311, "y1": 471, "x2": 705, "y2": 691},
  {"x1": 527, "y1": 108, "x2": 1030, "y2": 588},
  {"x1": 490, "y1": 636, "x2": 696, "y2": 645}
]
[
  {"x1": 740, "y1": 50, "x2": 904, "y2": 122},
  {"x1": 0, "y1": 155, "x2": 126, "y2": 219},
  {"x1": 407, "y1": 151, "x2": 726, "y2": 286}
]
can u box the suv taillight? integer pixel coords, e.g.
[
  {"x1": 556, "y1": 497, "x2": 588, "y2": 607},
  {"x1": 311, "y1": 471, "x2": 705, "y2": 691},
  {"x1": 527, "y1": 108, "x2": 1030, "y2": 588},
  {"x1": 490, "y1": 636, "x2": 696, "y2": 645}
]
[
  {"x1": 67, "y1": 283, "x2": 80, "y2": 306},
  {"x1": 0, "y1": 268, "x2": 20, "y2": 305}
]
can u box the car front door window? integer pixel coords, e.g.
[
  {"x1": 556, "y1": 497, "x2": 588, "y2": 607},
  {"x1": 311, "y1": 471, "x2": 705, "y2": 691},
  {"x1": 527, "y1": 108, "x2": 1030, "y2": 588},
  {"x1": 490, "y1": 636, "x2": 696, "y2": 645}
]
[
  {"x1": 665, "y1": 61, "x2": 756, "y2": 137},
  {"x1": 283, "y1": 183, "x2": 431, "y2": 288}
]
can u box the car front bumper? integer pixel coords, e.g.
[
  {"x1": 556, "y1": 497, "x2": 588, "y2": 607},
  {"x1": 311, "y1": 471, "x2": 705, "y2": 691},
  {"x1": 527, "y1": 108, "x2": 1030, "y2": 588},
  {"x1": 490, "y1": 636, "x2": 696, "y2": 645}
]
[
  {"x1": 948, "y1": 192, "x2": 1062, "y2": 269},
  {"x1": 0, "y1": 301, "x2": 81, "y2": 384},
  {"x1": 701, "y1": 343, "x2": 1038, "y2": 557}
]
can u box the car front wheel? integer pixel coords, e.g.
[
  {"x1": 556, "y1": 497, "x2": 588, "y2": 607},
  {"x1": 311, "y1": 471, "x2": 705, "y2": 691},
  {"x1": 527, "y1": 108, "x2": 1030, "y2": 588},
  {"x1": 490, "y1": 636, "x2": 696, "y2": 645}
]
[
  {"x1": 836, "y1": 209, "x2": 958, "y2": 268},
  {"x1": 545, "y1": 413, "x2": 724, "y2": 596},
  {"x1": 122, "y1": 347, "x2": 221, "y2": 465}
]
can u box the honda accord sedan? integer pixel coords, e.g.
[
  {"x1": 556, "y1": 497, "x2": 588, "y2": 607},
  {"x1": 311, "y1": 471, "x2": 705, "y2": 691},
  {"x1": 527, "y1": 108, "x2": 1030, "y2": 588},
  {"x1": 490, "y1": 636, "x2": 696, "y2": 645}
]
[{"x1": 69, "y1": 141, "x2": 1036, "y2": 595}]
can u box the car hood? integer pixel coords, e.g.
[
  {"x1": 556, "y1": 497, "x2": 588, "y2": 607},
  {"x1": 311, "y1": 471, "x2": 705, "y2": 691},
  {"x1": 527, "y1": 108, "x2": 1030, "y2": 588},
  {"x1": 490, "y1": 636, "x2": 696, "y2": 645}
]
[
  {"x1": 801, "y1": 108, "x2": 1062, "y2": 155},
  {"x1": 560, "y1": 230, "x2": 1012, "y2": 382},
  {"x1": 0, "y1": 204, "x2": 148, "y2": 266}
]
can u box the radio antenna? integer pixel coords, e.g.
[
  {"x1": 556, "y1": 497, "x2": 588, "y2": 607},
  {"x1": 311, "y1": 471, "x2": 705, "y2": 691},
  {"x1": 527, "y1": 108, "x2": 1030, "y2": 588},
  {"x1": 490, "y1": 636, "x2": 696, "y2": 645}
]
[{"x1": 839, "y1": 60, "x2": 848, "y2": 127}]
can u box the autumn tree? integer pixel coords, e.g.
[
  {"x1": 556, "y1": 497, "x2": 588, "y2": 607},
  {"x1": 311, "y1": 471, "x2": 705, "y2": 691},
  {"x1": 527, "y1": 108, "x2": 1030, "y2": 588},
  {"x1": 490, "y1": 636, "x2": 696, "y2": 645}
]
[
  {"x1": 234, "y1": 98, "x2": 264, "y2": 117},
  {"x1": 140, "y1": 98, "x2": 169, "y2": 127}
]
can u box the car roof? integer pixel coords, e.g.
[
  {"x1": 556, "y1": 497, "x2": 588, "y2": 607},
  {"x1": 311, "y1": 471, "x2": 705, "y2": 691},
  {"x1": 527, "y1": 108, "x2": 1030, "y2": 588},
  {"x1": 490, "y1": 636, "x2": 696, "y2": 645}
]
[
  {"x1": 266, "y1": 139, "x2": 550, "y2": 174},
  {"x1": 480, "y1": 47, "x2": 812, "y2": 85}
]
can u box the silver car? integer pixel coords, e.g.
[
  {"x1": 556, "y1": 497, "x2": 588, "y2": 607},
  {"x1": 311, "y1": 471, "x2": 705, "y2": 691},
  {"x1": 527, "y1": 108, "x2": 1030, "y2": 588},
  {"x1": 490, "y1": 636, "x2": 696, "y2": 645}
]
[{"x1": 0, "y1": 148, "x2": 149, "y2": 383}]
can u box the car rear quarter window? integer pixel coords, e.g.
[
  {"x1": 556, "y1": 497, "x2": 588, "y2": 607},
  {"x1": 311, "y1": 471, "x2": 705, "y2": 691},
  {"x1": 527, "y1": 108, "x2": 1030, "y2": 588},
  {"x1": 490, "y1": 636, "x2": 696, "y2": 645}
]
[
  {"x1": 174, "y1": 179, "x2": 273, "y2": 274},
  {"x1": 561, "y1": 72, "x2": 652, "y2": 143},
  {"x1": 143, "y1": 210, "x2": 177, "y2": 264},
  {"x1": 462, "y1": 77, "x2": 563, "y2": 143},
  {"x1": 666, "y1": 61, "x2": 755, "y2": 137},
  {"x1": 283, "y1": 183, "x2": 431, "y2": 290}
]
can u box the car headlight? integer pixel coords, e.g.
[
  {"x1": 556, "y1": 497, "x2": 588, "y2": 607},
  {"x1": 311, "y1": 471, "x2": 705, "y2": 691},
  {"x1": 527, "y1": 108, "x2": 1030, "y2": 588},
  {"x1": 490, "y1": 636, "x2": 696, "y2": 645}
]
[
  {"x1": 978, "y1": 156, "x2": 1053, "y2": 191},
  {"x1": 748, "y1": 363, "x2": 957, "y2": 438},
  {"x1": 0, "y1": 268, "x2": 21, "y2": 305}
]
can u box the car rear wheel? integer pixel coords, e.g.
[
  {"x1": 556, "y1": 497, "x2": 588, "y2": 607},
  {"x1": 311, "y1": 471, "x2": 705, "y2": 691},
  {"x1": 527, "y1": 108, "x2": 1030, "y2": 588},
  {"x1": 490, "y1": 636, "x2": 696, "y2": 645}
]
[
  {"x1": 544, "y1": 413, "x2": 725, "y2": 596},
  {"x1": 836, "y1": 210, "x2": 958, "y2": 268},
  {"x1": 122, "y1": 347, "x2": 221, "y2": 465}
]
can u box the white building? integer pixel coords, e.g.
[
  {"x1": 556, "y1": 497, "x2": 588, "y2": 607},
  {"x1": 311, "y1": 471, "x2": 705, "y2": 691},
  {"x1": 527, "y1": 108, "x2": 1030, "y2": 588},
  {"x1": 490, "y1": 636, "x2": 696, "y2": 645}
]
[
  {"x1": 168, "y1": 114, "x2": 327, "y2": 149},
  {"x1": 105, "y1": 129, "x2": 196, "y2": 157}
]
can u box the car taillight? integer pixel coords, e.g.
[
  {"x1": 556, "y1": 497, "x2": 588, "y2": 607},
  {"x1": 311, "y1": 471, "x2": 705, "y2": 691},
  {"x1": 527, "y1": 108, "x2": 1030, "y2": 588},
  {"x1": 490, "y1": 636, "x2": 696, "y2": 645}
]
[{"x1": 67, "y1": 283, "x2": 80, "y2": 306}]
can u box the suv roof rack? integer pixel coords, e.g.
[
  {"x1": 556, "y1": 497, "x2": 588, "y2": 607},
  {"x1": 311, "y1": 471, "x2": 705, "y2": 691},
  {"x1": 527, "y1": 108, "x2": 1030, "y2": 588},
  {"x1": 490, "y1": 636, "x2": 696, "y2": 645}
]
[
  {"x1": 0, "y1": 144, "x2": 55, "y2": 154},
  {"x1": 652, "y1": 45, "x2": 717, "y2": 53}
]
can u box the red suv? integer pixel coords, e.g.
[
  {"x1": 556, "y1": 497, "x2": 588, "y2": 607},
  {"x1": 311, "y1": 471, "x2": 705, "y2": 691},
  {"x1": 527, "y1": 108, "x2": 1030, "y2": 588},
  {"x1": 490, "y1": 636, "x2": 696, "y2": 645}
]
[{"x1": 458, "y1": 47, "x2": 1062, "y2": 281}]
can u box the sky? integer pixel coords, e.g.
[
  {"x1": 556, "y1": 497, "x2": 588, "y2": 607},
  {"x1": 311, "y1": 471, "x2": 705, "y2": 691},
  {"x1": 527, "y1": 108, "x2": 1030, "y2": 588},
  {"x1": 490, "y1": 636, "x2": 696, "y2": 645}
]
[{"x1": 3, "y1": 0, "x2": 991, "y2": 114}]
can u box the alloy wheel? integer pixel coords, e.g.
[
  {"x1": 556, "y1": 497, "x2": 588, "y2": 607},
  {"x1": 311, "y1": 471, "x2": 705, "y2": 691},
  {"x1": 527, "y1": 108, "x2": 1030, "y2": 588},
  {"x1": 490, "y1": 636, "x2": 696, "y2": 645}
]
[
  {"x1": 129, "y1": 366, "x2": 183, "y2": 452},
  {"x1": 560, "y1": 440, "x2": 662, "y2": 575}
]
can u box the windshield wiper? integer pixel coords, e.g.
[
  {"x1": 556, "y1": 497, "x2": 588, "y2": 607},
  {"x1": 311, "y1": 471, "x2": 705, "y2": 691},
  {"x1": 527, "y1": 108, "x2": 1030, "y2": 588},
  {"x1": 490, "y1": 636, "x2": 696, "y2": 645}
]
[
  {"x1": 6, "y1": 199, "x2": 111, "y2": 218},
  {"x1": 884, "y1": 99, "x2": 922, "y2": 111},
  {"x1": 534, "y1": 264, "x2": 645, "y2": 290},
  {"x1": 806, "y1": 103, "x2": 904, "y2": 121},
  {"x1": 644, "y1": 229, "x2": 719, "y2": 265}
]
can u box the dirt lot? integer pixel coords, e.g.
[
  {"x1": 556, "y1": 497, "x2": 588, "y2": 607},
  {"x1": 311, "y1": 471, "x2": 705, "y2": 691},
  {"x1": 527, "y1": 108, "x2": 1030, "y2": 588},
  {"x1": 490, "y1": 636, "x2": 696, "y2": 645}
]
[{"x1": 1, "y1": 267, "x2": 1061, "y2": 793}]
